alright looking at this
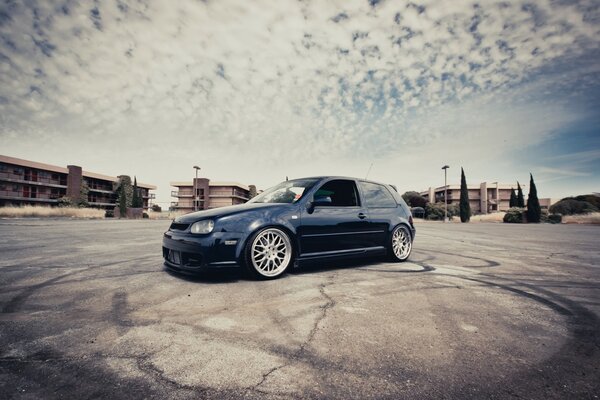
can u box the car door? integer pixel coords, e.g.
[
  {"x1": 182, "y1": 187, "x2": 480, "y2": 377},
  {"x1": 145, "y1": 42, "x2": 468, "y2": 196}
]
[
  {"x1": 357, "y1": 181, "x2": 399, "y2": 247},
  {"x1": 298, "y1": 179, "x2": 373, "y2": 256}
]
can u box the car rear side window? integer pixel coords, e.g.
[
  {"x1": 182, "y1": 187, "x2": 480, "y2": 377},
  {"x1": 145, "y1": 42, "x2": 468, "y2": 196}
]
[
  {"x1": 359, "y1": 181, "x2": 397, "y2": 208},
  {"x1": 314, "y1": 180, "x2": 360, "y2": 207}
]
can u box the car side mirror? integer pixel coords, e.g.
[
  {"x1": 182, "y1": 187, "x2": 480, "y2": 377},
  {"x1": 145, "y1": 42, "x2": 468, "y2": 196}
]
[{"x1": 306, "y1": 201, "x2": 314, "y2": 214}]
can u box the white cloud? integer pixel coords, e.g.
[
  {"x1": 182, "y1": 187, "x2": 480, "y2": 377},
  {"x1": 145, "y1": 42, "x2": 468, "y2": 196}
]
[{"x1": 0, "y1": 0, "x2": 598, "y2": 203}]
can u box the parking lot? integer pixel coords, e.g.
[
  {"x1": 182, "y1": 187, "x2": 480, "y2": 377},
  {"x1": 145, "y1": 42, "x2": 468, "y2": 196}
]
[{"x1": 0, "y1": 219, "x2": 599, "y2": 399}]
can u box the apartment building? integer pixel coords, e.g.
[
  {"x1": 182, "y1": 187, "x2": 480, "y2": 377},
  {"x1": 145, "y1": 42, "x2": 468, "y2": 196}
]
[
  {"x1": 420, "y1": 182, "x2": 556, "y2": 214},
  {"x1": 171, "y1": 178, "x2": 252, "y2": 212},
  {"x1": 0, "y1": 155, "x2": 156, "y2": 209}
]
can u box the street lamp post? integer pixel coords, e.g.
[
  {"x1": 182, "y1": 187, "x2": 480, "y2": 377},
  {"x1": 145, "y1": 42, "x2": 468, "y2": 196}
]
[
  {"x1": 442, "y1": 165, "x2": 449, "y2": 222},
  {"x1": 193, "y1": 165, "x2": 201, "y2": 211}
]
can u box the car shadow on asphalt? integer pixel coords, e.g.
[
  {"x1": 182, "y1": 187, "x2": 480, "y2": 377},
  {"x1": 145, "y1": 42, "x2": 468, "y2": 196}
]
[
  {"x1": 164, "y1": 266, "x2": 246, "y2": 283},
  {"x1": 164, "y1": 255, "x2": 426, "y2": 283}
]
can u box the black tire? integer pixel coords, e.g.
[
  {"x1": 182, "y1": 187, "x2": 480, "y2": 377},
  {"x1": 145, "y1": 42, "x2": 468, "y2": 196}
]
[
  {"x1": 244, "y1": 227, "x2": 294, "y2": 279},
  {"x1": 388, "y1": 225, "x2": 412, "y2": 262}
]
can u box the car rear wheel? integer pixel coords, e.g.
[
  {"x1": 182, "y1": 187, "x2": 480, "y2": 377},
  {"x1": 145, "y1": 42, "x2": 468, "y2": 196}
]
[
  {"x1": 245, "y1": 228, "x2": 293, "y2": 279},
  {"x1": 389, "y1": 225, "x2": 412, "y2": 262}
]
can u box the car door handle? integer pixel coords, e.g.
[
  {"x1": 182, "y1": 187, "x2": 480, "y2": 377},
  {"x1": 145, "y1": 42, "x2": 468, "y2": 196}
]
[{"x1": 358, "y1": 213, "x2": 367, "y2": 219}]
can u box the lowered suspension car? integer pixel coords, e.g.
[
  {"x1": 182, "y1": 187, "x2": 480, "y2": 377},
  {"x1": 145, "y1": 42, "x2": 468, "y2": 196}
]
[{"x1": 163, "y1": 176, "x2": 415, "y2": 279}]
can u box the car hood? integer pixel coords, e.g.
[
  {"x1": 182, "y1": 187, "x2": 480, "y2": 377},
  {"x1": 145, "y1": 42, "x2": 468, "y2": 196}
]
[{"x1": 174, "y1": 203, "x2": 292, "y2": 223}]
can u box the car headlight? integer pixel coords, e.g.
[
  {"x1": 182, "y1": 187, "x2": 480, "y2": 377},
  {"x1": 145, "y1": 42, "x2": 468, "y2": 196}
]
[{"x1": 190, "y1": 220, "x2": 214, "y2": 234}]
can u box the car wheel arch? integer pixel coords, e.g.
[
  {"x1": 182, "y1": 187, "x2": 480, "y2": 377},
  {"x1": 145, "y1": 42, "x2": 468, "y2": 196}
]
[{"x1": 237, "y1": 223, "x2": 299, "y2": 264}]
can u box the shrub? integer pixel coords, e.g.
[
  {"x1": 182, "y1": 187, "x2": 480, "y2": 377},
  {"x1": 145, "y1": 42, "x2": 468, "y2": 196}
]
[
  {"x1": 547, "y1": 214, "x2": 562, "y2": 224},
  {"x1": 105, "y1": 210, "x2": 114, "y2": 218},
  {"x1": 503, "y1": 207, "x2": 525, "y2": 223},
  {"x1": 550, "y1": 199, "x2": 598, "y2": 215},
  {"x1": 426, "y1": 202, "x2": 459, "y2": 220},
  {"x1": 151, "y1": 204, "x2": 162, "y2": 212},
  {"x1": 57, "y1": 196, "x2": 74, "y2": 207},
  {"x1": 142, "y1": 212, "x2": 149, "y2": 219}
]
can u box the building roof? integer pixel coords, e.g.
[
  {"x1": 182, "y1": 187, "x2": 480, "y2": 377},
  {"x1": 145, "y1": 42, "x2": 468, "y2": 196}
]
[
  {"x1": 1, "y1": 154, "x2": 156, "y2": 190},
  {"x1": 171, "y1": 181, "x2": 250, "y2": 191},
  {"x1": 1, "y1": 154, "x2": 68, "y2": 174}
]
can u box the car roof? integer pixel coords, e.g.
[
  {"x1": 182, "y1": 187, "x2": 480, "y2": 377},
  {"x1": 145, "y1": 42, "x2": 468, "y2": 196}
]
[{"x1": 291, "y1": 176, "x2": 392, "y2": 186}]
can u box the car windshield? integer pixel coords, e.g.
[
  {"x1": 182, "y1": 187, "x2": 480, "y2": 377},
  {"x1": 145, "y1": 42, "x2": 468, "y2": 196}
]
[{"x1": 249, "y1": 178, "x2": 320, "y2": 204}]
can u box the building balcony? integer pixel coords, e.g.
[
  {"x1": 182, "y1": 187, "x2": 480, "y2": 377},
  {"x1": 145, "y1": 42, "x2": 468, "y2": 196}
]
[
  {"x1": 0, "y1": 174, "x2": 67, "y2": 188},
  {"x1": 143, "y1": 193, "x2": 156, "y2": 199},
  {"x1": 88, "y1": 187, "x2": 114, "y2": 194},
  {"x1": 209, "y1": 194, "x2": 249, "y2": 201},
  {"x1": 0, "y1": 193, "x2": 59, "y2": 203},
  {"x1": 89, "y1": 201, "x2": 116, "y2": 207},
  {"x1": 172, "y1": 191, "x2": 194, "y2": 198}
]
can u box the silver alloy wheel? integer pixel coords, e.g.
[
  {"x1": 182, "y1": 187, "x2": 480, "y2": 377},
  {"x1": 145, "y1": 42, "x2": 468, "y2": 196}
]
[
  {"x1": 250, "y1": 228, "x2": 292, "y2": 277},
  {"x1": 392, "y1": 226, "x2": 411, "y2": 260}
]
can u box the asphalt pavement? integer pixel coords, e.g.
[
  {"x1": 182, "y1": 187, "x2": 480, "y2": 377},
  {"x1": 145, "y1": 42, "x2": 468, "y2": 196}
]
[{"x1": 0, "y1": 219, "x2": 599, "y2": 399}]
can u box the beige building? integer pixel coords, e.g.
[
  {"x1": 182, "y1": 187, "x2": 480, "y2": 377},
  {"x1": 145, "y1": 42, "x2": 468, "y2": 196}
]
[
  {"x1": 0, "y1": 154, "x2": 156, "y2": 209},
  {"x1": 420, "y1": 182, "x2": 557, "y2": 214},
  {"x1": 170, "y1": 179, "x2": 253, "y2": 212}
]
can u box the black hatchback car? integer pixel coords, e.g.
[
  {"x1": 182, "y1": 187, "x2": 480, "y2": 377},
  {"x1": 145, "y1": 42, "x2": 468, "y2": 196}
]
[{"x1": 163, "y1": 177, "x2": 415, "y2": 279}]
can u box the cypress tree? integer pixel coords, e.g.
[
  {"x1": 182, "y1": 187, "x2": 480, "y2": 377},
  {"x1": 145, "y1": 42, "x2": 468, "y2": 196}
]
[
  {"x1": 526, "y1": 173, "x2": 541, "y2": 223},
  {"x1": 132, "y1": 176, "x2": 142, "y2": 208},
  {"x1": 509, "y1": 188, "x2": 517, "y2": 208},
  {"x1": 517, "y1": 182, "x2": 525, "y2": 207},
  {"x1": 118, "y1": 184, "x2": 127, "y2": 218},
  {"x1": 459, "y1": 167, "x2": 471, "y2": 223}
]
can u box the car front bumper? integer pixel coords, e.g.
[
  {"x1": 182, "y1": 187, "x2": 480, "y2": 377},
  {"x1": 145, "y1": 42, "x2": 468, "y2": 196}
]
[{"x1": 162, "y1": 231, "x2": 246, "y2": 273}]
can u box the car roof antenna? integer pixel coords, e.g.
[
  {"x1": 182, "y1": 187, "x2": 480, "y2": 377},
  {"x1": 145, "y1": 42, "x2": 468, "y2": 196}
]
[{"x1": 365, "y1": 163, "x2": 373, "y2": 180}]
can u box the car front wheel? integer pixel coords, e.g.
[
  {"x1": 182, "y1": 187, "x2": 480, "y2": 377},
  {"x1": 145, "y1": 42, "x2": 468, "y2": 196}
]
[
  {"x1": 389, "y1": 225, "x2": 412, "y2": 262},
  {"x1": 245, "y1": 227, "x2": 293, "y2": 279}
]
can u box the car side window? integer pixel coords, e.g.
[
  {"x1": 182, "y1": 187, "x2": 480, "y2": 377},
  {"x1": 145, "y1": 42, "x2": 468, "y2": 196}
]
[
  {"x1": 359, "y1": 181, "x2": 397, "y2": 208},
  {"x1": 314, "y1": 180, "x2": 360, "y2": 207}
]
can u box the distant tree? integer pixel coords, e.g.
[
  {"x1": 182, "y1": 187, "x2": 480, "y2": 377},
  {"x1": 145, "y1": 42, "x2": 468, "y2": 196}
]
[
  {"x1": 402, "y1": 191, "x2": 428, "y2": 208},
  {"x1": 550, "y1": 199, "x2": 598, "y2": 215},
  {"x1": 118, "y1": 185, "x2": 127, "y2": 218},
  {"x1": 78, "y1": 179, "x2": 89, "y2": 208},
  {"x1": 131, "y1": 176, "x2": 143, "y2": 208},
  {"x1": 509, "y1": 188, "x2": 517, "y2": 208},
  {"x1": 517, "y1": 182, "x2": 525, "y2": 208},
  {"x1": 248, "y1": 185, "x2": 257, "y2": 199},
  {"x1": 526, "y1": 173, "x2": 541, "y2": 223},
  {"x1": 115, "y1": 175, "x2": 133, "y2": 208},
  {"x1": 459, "y1": 167, "x2": 471, "y2": 223}
]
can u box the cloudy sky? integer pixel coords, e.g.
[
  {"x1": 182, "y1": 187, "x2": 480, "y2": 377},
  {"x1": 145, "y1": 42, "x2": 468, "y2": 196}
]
[{"x1": 1, "y1": 0, "x2": 599, "y2": 206}]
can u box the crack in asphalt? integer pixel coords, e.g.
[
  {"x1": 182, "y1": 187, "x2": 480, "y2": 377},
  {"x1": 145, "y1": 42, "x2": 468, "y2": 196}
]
[{"x1": 248, "y1": 277, "x2": 337, "y2": 395}]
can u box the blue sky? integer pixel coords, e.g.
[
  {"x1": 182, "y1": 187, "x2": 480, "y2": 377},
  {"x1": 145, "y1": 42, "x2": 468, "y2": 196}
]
[{"x1": 0, "y1": 0, "x2": 598, "y2": 206}]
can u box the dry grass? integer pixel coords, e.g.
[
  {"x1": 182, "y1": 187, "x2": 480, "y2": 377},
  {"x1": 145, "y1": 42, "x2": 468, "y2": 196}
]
[
  {"x1": 412, "y1": 213, "x2": 505, "y2": 223},
  {"x1": 562, "y1": 212, "x2": 600, "y2": 225},
  {"x1": 469, "y1": 212, "x2": 506, "y2": 223},
  {"x1": 0, "y1": 206, "x2": 105, "y2": 219},
  {"x1": 146, "y1": 211, "x2": 186, "y2": 220}
]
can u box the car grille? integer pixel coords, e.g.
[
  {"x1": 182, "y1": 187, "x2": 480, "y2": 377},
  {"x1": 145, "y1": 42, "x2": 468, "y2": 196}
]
[{"x1": 169, "y1": 222, "x2": 189, "y2": 231}]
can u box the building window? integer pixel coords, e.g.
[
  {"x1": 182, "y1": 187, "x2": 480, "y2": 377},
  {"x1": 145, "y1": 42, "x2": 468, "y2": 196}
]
[
  {"x1": 51, "y1": 173, "x2": 59, "y2": 180},
  {"x1": 13, "y1": 168, "x2": 23, "y2": 175}
]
